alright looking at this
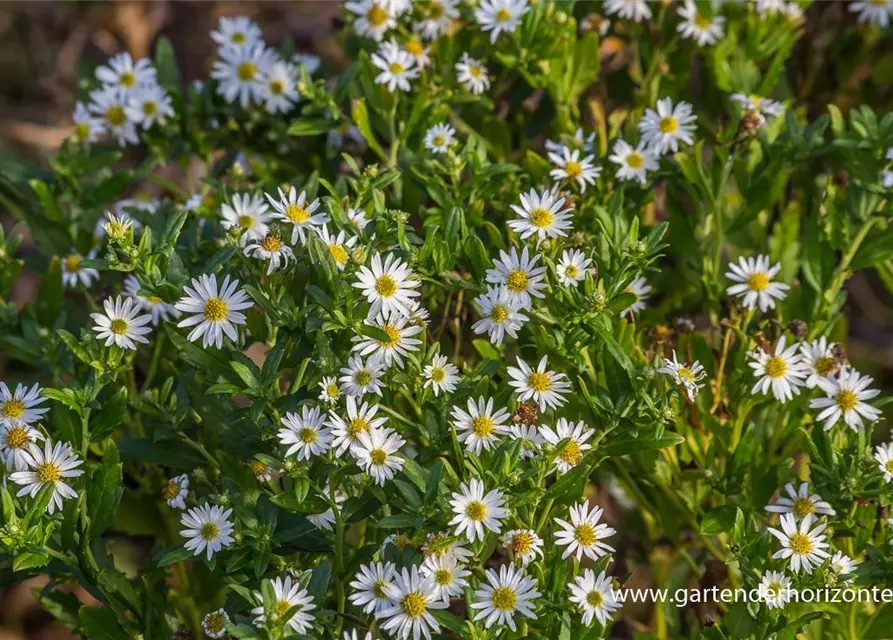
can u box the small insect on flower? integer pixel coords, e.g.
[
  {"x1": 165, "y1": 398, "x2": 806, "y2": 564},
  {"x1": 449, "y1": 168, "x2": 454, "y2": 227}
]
[
  {"x1": 876, "y1": 442, "x2": 893, "y2": 482},
  {"x1": 353, "y1": 252, "x2": 421, "y2": 318},
  {"x1": 758, "y1": 571, "x2": 791, "y2": 609},
  {"x1": 548, "y1": 147, "x2": 601, "y2": 193},
  {"x1": 420, "y1": 553, "x2": 471, "y2": 603},
  {"x1": 423, "y1": 354, "x2": 460, "y2": 396},
  {"x1": 472, "y1": 286, "x2": 529, "y2": 346},
  {"x1": 569, "y1": 569, "x2": 620, "y2": 626},
  {"x1": 455, "y1": 54, "x2": 490, "y2": 95},
  {"x1": 423, "y1": 123, "x2": 457, "y2": 154},
  {"x1": 609, "y1": 139, "x2": 659, "y2": 185},
  {"x1": 260, "y1": 61, "x2": 300, "y2": 114},
  {"x1": 346, "y1": 0, "x2": 400, "y2": 41},
  {"x1": 244, "y1": 233, "x2": 295, "y2": 275},
  {"x1": 508, "y1": 187, "x2": 575, "y2": 243},
  {"x1": 88, "y1": 86, "x2": 139, "y2": 146},
  {"x1": 415, "y1": 0, "x2": 460, "y2": 40},
  {"x1": 180, "y1": 503, "x2": 235, "y2": 561},
  {"x1": 266, "y1": 186, "x2": 329, "y2": 246},
  {"x1": 350, "y1": 561, "x2": 397, "y2": 615},
  {"x1": 502, "y1": 529, "x2": 544, "y2": 566},
  {"x1": 470, "y1": 564, "x2": 540, "y2": 631},
  {"x1": 371, "y1": 41, "x2": 419, "y2": 92},
  {"x1": 638, "y1": 97, "x2": 697, "y2": 156},
  {"x1": 279, "y1": 406, "x2": 332, "y2": 461},
  {"x1": 850, "y1": 0, "x2": 893, "y2": 27},
  {"x1": 375, "y1": 565, "x2": 447, "y2": 640},
  {"x1": 316, "y1": 224, "x2": 358, "y2": 271},
  {"x1": 676, "y1": 1, "x2": 725, "y2": 47},
  {"x1": 799, "y1": 336, "x2": 839, "y2": 388},
  {"x1": 748, "y1": 336, "x2": 807, "y2": 404},
  {"x1": 175, "y1": 274, "x2": 253, "y2": 349},
  {"x1": 202, "y1": 608, "x2": 230, "y2": 639},
  {"x1": 725, "y1": 255, "x2": 789, "y2": 312},
  {"x1": 604, "y1": 0, "x2": 652, "y2": 22},
  {"x1": 475, "y1": 0, "x2": 530, "y2": 43},
  {"x1": 765, "y1": 482, "x2": 836, "y2": 520},
  {"x1": 340, "y1": 354, "x2": 387, "y2": 397},
  {"x1": 449, "y1": 478, "x2": 508, "y2": 543},
  {"x1": 351, "y1": 309, "x2": 424, "y2": 369},
  {"x1": 250, "y1": 576, "x2": 316, "y2": 634},
  {"x1": 621, "y1": 276, "x2": 652, "y2": 315},
  {"x1": 95, "y1": 52, "x2": 157, "y2": 93},
  {"x1": 556, "y1": 249, "x2": 595, "y2": 287},
  {"x1": 658, "y1": 350, "x2": 707, "y2": 401},
  {"x1": 510, "y1": 424, "x2": 543, "y2": 459},
  {"x1": 539, "y1": 418, "x2": 594, "y2": 474},
  {"x1": 211, "y1": 44, "x2": 277, "y2": 108},
  {"x1": 351, "y1": 427, "x2": 406, "y2": 485},
  {"x1": 211, "y1": 16, "x2": 263, "y2": 51},
  {"x1": 768, "y1": 513, "x2": 830, "y2": 574},
  {"x1": 220, "y1": 193, "x2": 271, "y2": 246},
  {"x1": 328, "y1": 395, "x2": 388, "y2": 456},
  {"x1": 10, "y1": 440, "x2": 84, "y2": 514},
  {"x1": 91, "y1": 295, "x2": 154, "y2": 350},
  {"x1": 486, "y1": 246, "x2": 548, "y2": 310},
  {"x1": 809, "y1": 366, "x2": 882, "y2": 431},
  {"x1": 554, "y1": 501, "x2": 616, "y2": 561},
  {"x1": 72, "y1": 102, "x2": 105, "y2": 144},
  {"x1": 451, "y1": 396, "x2": 511, "y2": 455},
  {"x1": 163, "y1": 474, "x2": 189, "y2": 509},
  {"x1": 318, "y1": 376, "x2": 342, "y2": 404},
  {"x1": 507, "y1": 355, "x2": 571, "y2": 412}
]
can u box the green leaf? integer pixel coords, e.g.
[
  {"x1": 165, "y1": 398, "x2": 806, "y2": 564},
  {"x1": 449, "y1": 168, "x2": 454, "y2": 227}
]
[
  {"x1": 472, "y1": 339, "x2": 501, "y2": 361},
  {"x1": 58, "y1": 329, "x2": 93, "y2": 365},
  {"x1": 231, "y1": 361, "x2": 260, "y2": 389},
  {"x1": 377, "y1": 513, "x2": 420, "y2": 529},
  {"x1": 154, "y1": 546, "x2": 195, "y2": 567},
  {"x1": 78, "y1": 606, "x2": 129, "y2": 640},
  {"x1": 543, "y1": 453, "x2": 601, "y2": 502},
  {"x1": 119, "y1": 436, "x2": 205, "y2": 470},
  {"x1": 287, "y1": 118, "x2": 336, "y2": 136},
  {"x1": 91, "y1": 387, "x2": 128, "y2": 441},
  {"x1": 775, "y1": 612, "x2": 828, "y2": 640},
  {"x1": 601, "y1": 431, "x2": 685, "y2": 457},
  {"x1": 87, "y1": 447, "x2": 123, "y2": 538},
  {"x1": 37, "y1": 256, "x2": 63, "y2": 327},
  {"x1": 154, "y1": 36, "x2": 181, "y2": 88},
  {"x1": 163, "y1": 325, "x2": 237, "y2": 381},
  {"x1": 350, "y1": 98, "x2": 387, "y2": 161},
  {"x1": 29, "y1": 179, "x2": 64, "y2": 222},
  {"x1": 42, "y1": 388, "x2": 84, "y2": 414},
  {"x1": 700, "y1": 505, "x2": 742, "y2": 535}
]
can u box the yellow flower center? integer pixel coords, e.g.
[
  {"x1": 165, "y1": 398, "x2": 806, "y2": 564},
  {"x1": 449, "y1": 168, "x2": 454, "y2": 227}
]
[
  {"x1": 232, "y1": 32, "x2": 246, "y2": 44},
  {"x1": 405, "y1": 39, "x2": 425, "y2": 57},
  {"x1": 886, "y1": 460, "x2": 893, "y2": 474},
  {"x1": 200, "y1": 523, "x2": 219, "y2": 540},
  {"x1": 470, "y1": 65, "x2": 483, "y2": 78},
  {"x1": 433, "y1": 135, "x2": 446, "y2": 146},
  {"x1": 269, "y1": 80, "x2": 284, "y2": 95},
  {"x1": 299, "y1": 427, "x2": 318, "y2": 443},
  {"x1": 379, "y1": 325, "x2": 401, "y2": 347},
  {"x1": 574, "y1": 523, "x2": 596, "y2": 546},
  {"x1": 204, "y1": 612, "x2": 225, "y2": 633},
  {"x1": 106, "y1": 105, "x2": 127, "y2": 126},
  {"x1": 274, "y1": 599, "x2": 293, "y2": 617},
  {"x1": 375, "y1": 274, "x2": 398, "y2": 297},
  {"x1": 789, "y1": 532, "x2": 813, "y2": 555},
  {"x1": 248, "y1": 460, "x2": 267, "y2": 476},
  {"x1": 429, "y1": 1, "x2": 445, "y2": 18},
  {"x1": 814, "y1": 356, "x2": 835, "y2": 376},
  {"x1": 587, "y1": 590, "x2": 604, "y2": 607},
  {"x1": 530, "y1": 207, "x2": 554, "y2": 228},
  {"x1": 162, "y1": 480, "x2": 181, "y2": 500},
  {"x1": 678, "y1": 367, "x2": 694, "y2": 383},
  {"x1": 237, "y1": 61, "x2": 257, "y2": 82},
  {"x1": 401, "y1": 592, "x2": 427, "y2": 618},
  {"x1": 434, "y1": 569, "x2": 452, "y2": 585},
  {"x1": 347, "y1": 417, "x2": 370, "y2": 437},
  {"x1": 356, "y1": 370, "x2": 373, "y2": 386},
  {"x1": 4, "y1": 425, "x2": 29, "y2": 449},
  {"x1": 109, "y1": 318, "x2": 129, "y2": 335},
  {"x1": 36, "y1": 462, "x2": 62, "y2": 484},
  {"x1": 792, "y1": 497, "x2": 815, "y2": 519},
  {"x1": 471, "y1": 416, "x2": 494, "y2": 438},
  {"x1": 465, "y1": 500, "x2": 486, "y2": 521},
  {"x1": 148, "y1": 296, "x2": 163, "y2": 304},
  {"x1": 491, "y1": 587, "x2": 517, "y2": 611},
  {"x1": 694, "y1": 13, "x2": 711, "y2": 29},
  {"x1": 510, "y1": 531, "x2": 534, "y2": 555},
  {"x1": 527, "y1": 371, "x2": 551, "y2": 392},
  {"x1": 764, "y1": 356, "x2": 787, "y2": 379},
  {"x1": 286, "y1": 204, "x2": 310, "y2": 223},
  {"x1": 836, "y1": 389, "x2": 858, "y2": 412},
  {"x1": 75, "y1": 123, "x2": 91, "y2": 141},
  {"x1": 746, "y1": 272, "x2": 770, "y2": 292},
  {"x1": 330, "y1": 244, "x2": 348, "y2": 264},
  {"x1": 142, "y1": 101, "x2": 157, "y2": 116},
  {"x1": 626, "y1": 152, "x2": 644, "y2": 168},
  {"x1": 658, "y1": 116, "x2": 678, "y2": 134},
  {"x1": 496, "y1": 8, "x2": 512, "y2": 21},
  {"x1": 367, "y1": 4, "x2": 389, "y2": 26},
  {"x1": 559, "y1": 440, "x2": 583, "y2": 466},
  {"x1": 506, "y1": 270, "x2": 528, "y2": 292},
  {"x1": 119, "y1": 71, "x2": 136, "y2": 87},
  {"x1": 238, "y1": 214, "x2": 255, "y2": 229},
  {"x1": 767, "y1": 580, "x2": 782, "y2": 597},
  {"x1": 262, "y1": 235, "x2": 282, "y2": 252},
  {"x1": 564, "y1": 161, "x2": 583, "y2": 179},
  {"x1": 326, "y1": 384, "x2": 340, "y2": 398},
  {"x1": 430, "y1": 367, "x2": 446, "y2": 383},
  {"x1": 373, "y1": 579, "x2": 389, "y2": 599},
  {"x1": 564, "y1": 265, "x2": 580, "y2": 278},
  {"x1": 202, "y1": 195, "x2": 216, "y2": 208},
  {"x1": 491, "y1": 305, "x2": 508, "y2": 323},
  {"x1": 1, "y1": 400, "x2": 25, "y2": 421},
  {"x1": 370, "y1": 449, "x2": 388, "y2": 466},
  {"x1": 203, "y1": 298, "x2": 229, "y2": 322}
]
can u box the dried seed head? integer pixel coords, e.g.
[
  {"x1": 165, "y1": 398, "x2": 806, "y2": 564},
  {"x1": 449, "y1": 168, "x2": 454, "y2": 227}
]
[
  {"x1": 788, "y1": 319, "x2": 808, "y2": 341},
  {"x1": 512, "y1": 401, "x2": 540, "y2": 426},
  {"x1": 675, "y1": 316, "x2": 695, "y2": 334}
]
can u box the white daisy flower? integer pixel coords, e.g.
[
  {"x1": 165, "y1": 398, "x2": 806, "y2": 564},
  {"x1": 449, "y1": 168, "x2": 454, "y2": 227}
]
[
  {"x1": 402, "y1": 36, "x2": 431, "y2": 67},
  {"x1": 449, "y1": 478, "x2": 507, "y2": 543},
  {"x1": 539, "y1": 418, "x2": 594, "y2": 474},
  {"x1": 554, "y1": 501, "x2": 616, "y2": 561},
  {"x1": 604, "y1": 0, "x2": 652, "y2": 22},
  {"x1": 658, "y1": 350, "x2": 707, "y2": 401},
  {"x1": 545, "y1": 128, "x2": 596, "y2": 155},
  {"x1": 609, "y1": 139, "x2": 659, "y2": 184},
  {"x1": 471, "y1": 286, "x2": 528, "y2": 346},
  {"x1": 725, "y1": 255, "x2": 789, "y2": 312},
  {"x1": 249, "y1": 460, "x2": 273, "y2": 482},
  {"x1": 260, "y1": 61, "x2": 300, "y2": 114},
  {"x1": 351, "y1": 309, "x2": 424, "y2": 369},
  {"x1": 799, "y1": 336, "x2": 839, "y2": 388},
  {"x1": 470, "y1": 564, "x2": 540, "y2": 632},
  {"x1": 244, "y1": 234, "x2": 295, "y2": 275},
  {"x1": 162, "y1": 474, "x2": 189, "y2": 509},
  {"x1": 423, "y1": 123, "x2": 457, "y2": 154},
  {"x1": 72, "y1": 102, "x2": 105, "y2": 144},
  {"x1": 307, "y1": 484, "x2": 346, "y2": 531},
  {"x1": 211, "y1": 16, "x2": 263, "y2": 50},
  {"x1": 758, "y1": 571, "x2": 791, "y2": 609},
  {"x1": 375, "y1": 565, "x2": 447, "y2": 640},
  {"x1": 456, "y1": 54, "x2": 490, "y2": 95},
  {"x1": 420, "y1": 553, "x2": 470, "y2": 603},
  {"x1": 327, "y1": 395, "x2": 388, "y2": 456},
  {"x1": 220, "y1": 193, "x2": 271, "y2": 246},
  {"x1": 765, "y1": 482, "x2": 836, "y2": 520},
  {"x1": 556, "y1": 249, "x2": 595, "y2": 287},
  {"x1": 351, "y1": 427, "x2": 406, "y2": 485},
  {"x1": 95, "y1": 52, "x2": 156, "y2": 93},
  {"x1": 569, "y1": 569, "x2": 620, "y2": 626},
  {"x1": 768, "y1": 513, "x2": 831, "y2": 574},
  {"x1": 416, "y1": 0, "x2": 460, "y2": 40},
  {"x1": 638, "y1": 97, "x2": 697, "y2": 156},
  {"x1": 876, "y1": 442, "x2": 893, "y2": 482},
  {"x1": 353, "y1": 252, "x2": 420, "y2": 318},
  {"x1": 548, "y1": 147, "x2": 601, "y2": 193},
  {"x1": 124, "y1": 276, "x2": 180, "y2": 326},
  {"x1": 621, "y1": 276, "x2": 652, "y2": 315},
  {"x1": 510, "y1": 424, "x2": 543, "y2": 459},
  {"x1": 342, "y1": 631, "x2": 373, "y2": 640},
  {"x1": 507, "y1": 355, "x2": 571, "y2": 412},
  {"x1": 423, "y1": 354, "x2": 460, "y2": 396},
  {"x1": 126, "y1": 84, "x2": 174, "y2": 129},
  {"x1": 318, "y1": 376, "x2": 342, "y2": 404},
  {"x1": 266, "y1": 187, "x2": 329, "y2": 246},
  {"x1": 293, "y1": 52, "x2": 321, "y2": 74},
  {"x1": 753, "y1": 0, "x2": 789, "y2": 16},
  {"x1": 10, "y1": 440, "x2": 84, "y2": 514},
  {"x1": 278, "y1": 406, "x2": 332, "y2": 461},
  {"x1": 88, "y1": 86, "x2": 138, "y2": 146},
  {"x1": 475, "y1": 0, "x2": 530, "y2": 43},
  {"x1": 731, "y1": 93, "x2": 783, "y2": 121},
  {"x1": 486, "y1": 246, "x2": 548, "y2": 310},
  {"x1": 346, "y1": 0, "x2": 399, "y2": 41},
  {"x1": 250, "y1": 576, "x2": 316, "y2": 635},
  {"x1": 316, "y1": 224, "x2": 357, "y2": 271},
  {"x1": 451, "y1": 396, "x2": 511, "y2": 455},
  {"x1": 202, "y1": 608, "x2": 230, "y2": 639},
  {"x1": 175, "y1": 274, "x2": 253, "y2": 349},
  {"x1": 508, "y1": 187, "x2": 575, "y2": 243},
  {"x1": 830, "y1": 550, "x2": 858, "y2": 580},
  {"x1": 180, "y1": 503, "x2": 235, "y2": 561},
  {"x1": 502, "y1": 529, "x2": 544, "y2": 566},
  {"x1": 422, "y1": 531, "x2": 474, "y2": 564},
  {"x1": 810, "y1": 366, "x2": 882, "y2": 431},
  {"x1": 61, "y1": 252, "x2": 99, "y2": 289},
  {"x1": 339, "y1": 355, "x2": 386, "y2": 398},
  {"x1": 102, "y1": 211, "x2": 135, "y2": 240},
  {"x1": 371, "y1": 43, "x2": 419, "y2": 93},
  {"x1": 348, "y1": 207, "x2": 370, "y2": 231},
  {"x1": 748, "y1": 336, "x2": 807, "y2": 403},
  {"x1": 0, "y1": 383, "x2": 49, "y2": 428},
  {"x1": 850, "y1": 0, "x2": 893, "y2": 27},
  {"x1": 0, "y1": 422, "x2": 44, "y2": 472},
  {"x1": 350, "y1": 561, "x2": 397, "y2": 615},
  {"x1": 211, "y1": 44, "x2": 276, "y2": 108},
  {"x1": 677, "y1": 2, "x2": 725, "y2": 46},
  {"x1": 91, "y1": 295, "x2": 153, "y2": 350}
]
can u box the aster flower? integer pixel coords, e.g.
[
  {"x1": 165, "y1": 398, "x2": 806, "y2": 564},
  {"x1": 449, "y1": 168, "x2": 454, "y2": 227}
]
[
  {"x1": 555, "y1": 249, "x2": 595, "y2": 287},
  {"x1": 748, "y1": 336, "x2": 807, "y2": 403},
  {"x1": 220, "y1": 193, "x2": 271, "y2": 246},
  {"x1": 88, "y1": 86, "x2": 139, "y2": 146},
  {"x1": 126, "y1": 84, "x2": 174, "y2": 129},
  {"x1": 124, "y1": 276, "x2": 181, "y2": 326},
  {"x1": 260, "y1": 61, "x2": 301, "y2": 113},
  {"x1": 658, "y1": 351, "x2": 707, "y2": 401},
  {"x1": 508, "y1": 187, "x2": 575, "y2": 243},
  {"x1": 250, "y1": 576, "x2": 316, "y2": 634},
  {"x1": 809, "y1": 366, "x2": 882, "y2": 431},
  {"x1": 486, "y1": 247, "x2": 548, "y2": 310},
  {"x1": 850, "y1": 0, "x2": 893, "y2": 27},
  {"x1": 327, "y1": 395, "x2": 388, "y2": 456},
  {"x1": 510, "y1": 424, "x2": 543, "y2": 459},
  {"x1": 548, "y1": 147, "x2": 601, "y2": 193},
  {"x1": 371, "y1": 41, "x2": 420, "y2": 92},
  {"x1": 416, "y1": 0, "x2": 460, "y2": 40},
  {"x1": 10, "y1": 440, "x2": 84, "y2": 514},
  {"x1": 506, "y1": 355, "x2": 571, "y2": 412},
  {"x1": 554, "y1": 501, "x2": 616, "y2": 561},
  {"x1": 676, "y1": 2, "x2": 725, "y2": 46},
  {"x1": 278, "y1": 406, "x2": 332, "y2": 461},
  {"x1": 539, "y1": 418, "x2": 594, "y2": 474},
  {"x1": 202, "y1": 609, "x2": 230, "y2": 639},
  {"x1": 758, "y1": 571, "x2": 791, "y2": 609},
  {"x1": 0, "y1": 383, "x2": 49, "y2": 428},
  {"x1": 350, "y1": 561, "x2": 397, "y2": 615},
  {"x1": 375, "y1": 566, "x2": 447, "y2": 640},
  {"x1": 621, "y1": 276, "x2": 652, "y2": 315},
  {"x1": 604, "y1": 0, "x2": 652, "y2": 22},
  {"x1": 423, "y1": 354, "x2": 460, "y2": 396},
  {"x1": 638, "y1": 98, "x2": 697, "y2": 156},
  {"x1": 211, "y1": 44, "x2": 277, "y2": 108},
  {"x1": 609, "y1": 139, "x2": 659, "y2": 184},
  {"x1": 765, "y1": 482, "x2": 836, "y2": 520},
  {"x1": 731, "y1": 93, "x2": 783, "y2": 121},
  {"x1": 471, "y1": 286, "x2": 528, "y2": 345},
  {"x1": 451, "y1": 396, "x2": 511, "y2": 455},
  {"x1": 470, "y1": 564, "x2": 540, "y2": 632},
  {"x1": 91, "y1": 295, "x2": 154, "y2": 350},
  {"x1": 244, "y1": 234, "x2": 295, "y2": 275},
  {"x1": 475, "y1": 0, "x2": 530, "y2": 43},
  {"x1": 725, "y1": 255, "x2": 789, "y2": 312},
  {"x1": 768, "y1": 513, "x2": 830, "y2": 574},
  {"x1": 95, "y1": 52, "x2": 156, "y2": 93},
  {"x1": 180, "y1": 503, "x2": 235, "y2": 560},
  {"x1": 162, "y1": 474, "x2": 189, "y2": 510},
  {"x1": 0, "y1": 422, "x2": 44, "y2": 472},
  {"x1": 353, "y1": 252, "x2": 420, "y2": 318},
  {"x1": 351, "y1": 309, "x2": 424, "y2": 369},
  {"x1": 266, "y1": 187, "x2": 329, "y2": 246},
  {"x1": 211, "y1": 16, "x2": 263, "y2": 50},
  {"x1": 316, "y1": 224, "x2": 357, "y2": 271},
  {"x1": 318, "y1": 376, "x2": 342, "y2": 404},
  {"x1": 568, "y1": 569, "x2": 620, "y2": 626},
  {"x1": 420, "y1": 553, "x2": 470, "y2": 603},
  {"x1": 351, "y1": 427, "x2": 406, "y2": 485},
  {"x1": 799, "y1": 336, "x2": 839, "y2": 388},
  {"x1": 449, "y1": 478, "x2": 507, "y2": 542},
  {"x1": 424, "y1": 123, "x2": 457, "y2": 154},
  {"x1": 175, "y1": 274, "x2": 253, "y2": 349},
  {"x1": 72, "y1": 102, "x2": 105, "y2": 144},
  {"x1": 340, "y1": 354, "x2": 386, "y2": 397},
  {"x1": 455, "y1": 54, "x2": 490, "y2": 94},
  {"x1": 502, "y1": 528, "x2": 544, "y2": 566},
  {"x1": 876, "y1": 442, "x2": 893, "y2": 482},
  {"x1": 345, "y1": 0, "x2": 400, "y2": 41}
]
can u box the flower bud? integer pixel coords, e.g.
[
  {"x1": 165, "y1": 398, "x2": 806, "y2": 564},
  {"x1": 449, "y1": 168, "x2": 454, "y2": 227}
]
[
  {"x1": 588, "y1": 291, "x2": 606, "y2": 313},
  {"x1": 351, "y1": 246, "x2": 368, "y2": 265}
]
